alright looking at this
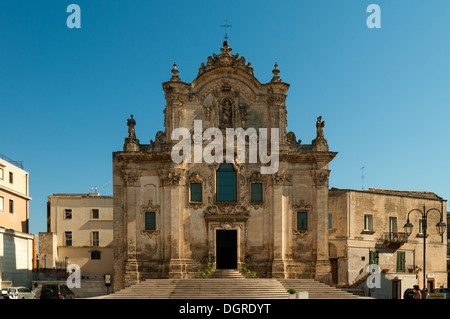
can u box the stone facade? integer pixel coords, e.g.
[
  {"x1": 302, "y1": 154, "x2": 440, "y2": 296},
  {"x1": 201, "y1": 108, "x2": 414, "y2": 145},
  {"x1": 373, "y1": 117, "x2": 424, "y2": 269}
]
[
  {"x1": 329, "y1": 188, "x2": 447, "y2": 298},
  {"x1": 112, "y1": 41, "x2": 337, "y2": 290}
]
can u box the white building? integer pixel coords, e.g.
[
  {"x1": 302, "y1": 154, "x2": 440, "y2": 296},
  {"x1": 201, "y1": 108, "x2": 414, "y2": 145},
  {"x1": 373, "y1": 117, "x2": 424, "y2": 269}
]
[
  {"x1": 39, "y1": 190, "x2": 114, "y2": 280},
  {"x1": 0, "y1": 154, "x2": 34, "y2": 289}
]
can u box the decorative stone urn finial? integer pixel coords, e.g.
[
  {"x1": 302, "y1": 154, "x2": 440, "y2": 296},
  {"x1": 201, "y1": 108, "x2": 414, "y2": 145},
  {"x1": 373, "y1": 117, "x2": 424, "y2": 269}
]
[
  {"x1": 171, "y1": 62, "x2": 180, "y2": 81},
  {"x1": 271, "y1": 62, "x2": 281, "y2": 82}
]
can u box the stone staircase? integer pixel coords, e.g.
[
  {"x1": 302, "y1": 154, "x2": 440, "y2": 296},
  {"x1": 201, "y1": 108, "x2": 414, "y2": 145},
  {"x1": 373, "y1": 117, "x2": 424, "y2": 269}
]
[
  {"x1": 207, "y1": 269, "x2": 245, "y2": 279},
  {"x1": 97, "y1": 270, "x2": 371, "y2": 299},
  {"x1": 278, "y1": 279, "x2": 370, "y2": 299}
]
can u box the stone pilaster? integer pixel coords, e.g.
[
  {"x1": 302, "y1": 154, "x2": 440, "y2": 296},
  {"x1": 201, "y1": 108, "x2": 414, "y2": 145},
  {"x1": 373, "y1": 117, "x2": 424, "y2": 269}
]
[
  {"x1": 271, "y1": 170, "x2": 291, "y2": 278},
  {"x1": 313, "y1": 169, "x2": 331, "y2": 284},
  {"x1": 160, "y1": 169, "x2": 190, "y2": 279},
  {"x1": 122, "y1": 169, "x2": 140, "y2": 286},
  {"x1": 124, "y1": 259, "x2": 139, "y2": 287}
]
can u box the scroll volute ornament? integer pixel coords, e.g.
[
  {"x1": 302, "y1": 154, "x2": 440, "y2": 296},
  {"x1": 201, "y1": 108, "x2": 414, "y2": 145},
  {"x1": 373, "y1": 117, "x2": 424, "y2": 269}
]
[
  {"x1": 314, "y1": 170, "x2": 330, "y2": 187},
  {"x1": 121, "y1": 169, "x2": 140, "y2": 187},
  {"x1": 159, "y1": 169, "x2": 184, "y2": 186}
]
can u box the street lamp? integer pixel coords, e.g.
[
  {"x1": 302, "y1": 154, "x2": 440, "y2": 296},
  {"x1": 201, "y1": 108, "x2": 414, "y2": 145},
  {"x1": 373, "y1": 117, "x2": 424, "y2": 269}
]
[{"x1": 404, "y1": 205, "x2": 446, "y2": 299}]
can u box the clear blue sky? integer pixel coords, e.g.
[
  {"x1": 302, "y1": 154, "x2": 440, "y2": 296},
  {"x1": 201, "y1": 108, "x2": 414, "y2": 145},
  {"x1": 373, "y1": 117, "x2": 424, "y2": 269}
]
[{"x1": 1, "y1": 0, "x2": 450, "y2": 237}]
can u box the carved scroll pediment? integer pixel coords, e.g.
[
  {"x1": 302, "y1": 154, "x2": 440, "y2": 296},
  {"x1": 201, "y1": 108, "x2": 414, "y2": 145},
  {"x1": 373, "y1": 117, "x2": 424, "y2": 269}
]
[
  {"x1": 292, "y1": 199, "x2": 311, "y2": 211},
  {"x1": 249, "y1": 171, "x2": 263, "y2": 182},
  {"x1": 141, "y1": 200, "x2": 160, "y2": 211},
  {"x1": 197, "y1": 41, "x2": 254, "y2": 77},
  {"x1": 204, "y1": 203, "x2": 249, "y2": 220},
  {"x1": 188, "y1": 172, "x2": 204, "y2": 184}
]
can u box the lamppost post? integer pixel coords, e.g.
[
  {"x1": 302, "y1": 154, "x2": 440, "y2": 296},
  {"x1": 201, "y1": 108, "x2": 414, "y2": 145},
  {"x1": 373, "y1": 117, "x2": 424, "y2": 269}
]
[
  {"x1": 404, "y1": 204, "x2": 446, "y2": 300},
  {"x1": 422, "y1": 206, "x2": 427, "y2": 299}
]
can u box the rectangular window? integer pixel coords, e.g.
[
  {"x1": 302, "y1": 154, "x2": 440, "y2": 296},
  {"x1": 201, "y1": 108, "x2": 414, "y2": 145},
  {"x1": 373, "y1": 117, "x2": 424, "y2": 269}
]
[
  {"x1": 190, "y1": 183, "x2": 202, "y2": 202},
  {"x1": 389, "y1": 217, "x2": 397, "y2": 232},
  {"x1": 9, "y1": 199, "x2": 13, "y2": 214},
  {"x1": 0, "y1": 196, "x2": 3, "y2": 211},
  {"x1": 91, "y1": 209, "x2": 99, "y2": 219},
  {"x1": 328, "y1": 214, "x2": 333, "y2": 230},
  {"x1": 0, "y1": 168, "x2": 3, "y2": 180},
  {"x1": 397, "y1": 251, "x2": 406, "y2": 272},
  {"x1": 297, "y1": 212, "x2": 308, "y2": 231},
  {"x1": 419, "y1": 219, "x2": 424, "y2": 234},
  {"x1": 216, "y1": 163, "x2": 237, "y2": 202},
  {"x1": 91, "y1": 231, "x2": 99, "y2": 246},
  {"x1": 91, "y1": 250, "x2": 101, "y2": 260},
  {"x1": 65, "y1": 209, "x2": 72, "y2": 219},
  {"x1": 250, "y1": 183, "x2": 263, "y2": 202},
  {"x1": 65, "y1": 232, "x2": 72, "y2": 246},
  {"x1": 145, "y1": 212, "x2": 156, "y2": 231},
  {"x1": 9, "y1": 172, "x2": 13, "y2": 184},
  {"x1": 364, "y1": 215, "x2": 373, "y2": 231}
]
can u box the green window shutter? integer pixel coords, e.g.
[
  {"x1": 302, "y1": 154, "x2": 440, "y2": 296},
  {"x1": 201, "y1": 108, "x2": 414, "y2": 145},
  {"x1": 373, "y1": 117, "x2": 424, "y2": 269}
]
[
  {"x1": 328, "y1": 214, "x2": 333, "y2": 230},
  {"x1": 297, "y1": 212, "x2": 307, "y2": 231},
  {"x1": 370, "y1": 251, "x2": 379, "y2": 265},
  {"x1": 397, "y1": 251, "x2": 406, "y2": 272},
  {"x1": 190, "y1": 183, "x2": 202, "y2": 202},
  {"x1": 250, "y1": 183, "x2": 263, "y2": 202},
  {"x1": 145, "y1": 212, "x2": 156, "y2": 231},
  {"x1": 216, "y1": 163, "x2": 237, "y2": 202}
]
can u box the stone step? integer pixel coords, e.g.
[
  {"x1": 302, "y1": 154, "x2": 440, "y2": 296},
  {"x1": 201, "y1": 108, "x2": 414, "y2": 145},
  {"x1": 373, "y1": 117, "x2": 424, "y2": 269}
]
[
  {"x1": 99, "y1": 277, "x2": 372, "y2": 299},
  {"x1": 278, "y1": 279, "x2": 368, "y2": 299}
]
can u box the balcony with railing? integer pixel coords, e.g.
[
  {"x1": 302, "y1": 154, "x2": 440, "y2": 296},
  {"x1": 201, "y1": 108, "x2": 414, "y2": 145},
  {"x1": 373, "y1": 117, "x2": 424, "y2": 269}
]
[{"x1": 383, "y1": 232, "x2": 408, "y2": 247}]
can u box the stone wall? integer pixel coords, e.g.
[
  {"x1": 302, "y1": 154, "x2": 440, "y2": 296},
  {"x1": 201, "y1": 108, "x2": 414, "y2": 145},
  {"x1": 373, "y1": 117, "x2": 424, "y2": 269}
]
[
  {"x1": 329, "y1": 188, "x2": 448, "y2": 291},
  {"x1": 0, "y1": 227, "x2": 34, "y2": 288}
]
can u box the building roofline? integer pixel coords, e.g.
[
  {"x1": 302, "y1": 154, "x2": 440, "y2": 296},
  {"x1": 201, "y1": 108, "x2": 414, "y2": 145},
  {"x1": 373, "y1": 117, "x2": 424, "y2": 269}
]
[
  {"x1": 0, "y1": 155, "x2": 26, "y2": 171},
  {"x1": 330, "y1": 187, "x2": 445, "y2": 201},
  {"x1": 49, "y1": 193, "x2": 113, "y2": 199}
]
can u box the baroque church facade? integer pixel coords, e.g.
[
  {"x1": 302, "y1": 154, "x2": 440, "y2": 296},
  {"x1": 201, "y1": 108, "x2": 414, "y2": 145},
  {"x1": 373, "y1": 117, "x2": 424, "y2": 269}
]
[{"x1": 112, "y1": 40, "x2": 338, "y2": 290}]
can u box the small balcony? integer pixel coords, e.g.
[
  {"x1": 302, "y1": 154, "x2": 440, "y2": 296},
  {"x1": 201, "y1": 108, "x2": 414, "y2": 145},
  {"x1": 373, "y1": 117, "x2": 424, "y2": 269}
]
[{"x1": 383, "y1": 232, "x2": 408, "y2": 247}]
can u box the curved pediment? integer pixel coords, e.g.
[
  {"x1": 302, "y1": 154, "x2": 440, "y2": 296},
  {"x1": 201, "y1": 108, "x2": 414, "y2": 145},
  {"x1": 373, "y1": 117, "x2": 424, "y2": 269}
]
[{"x1": 192, "y1": 41, "x2": 263, "y2": 98}]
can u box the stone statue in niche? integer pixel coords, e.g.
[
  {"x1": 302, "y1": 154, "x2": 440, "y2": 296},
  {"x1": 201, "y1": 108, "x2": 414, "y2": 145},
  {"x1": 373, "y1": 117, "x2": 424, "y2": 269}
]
[
  {"x1": 203, "y1": 94, "x2": 218, "y2": 127},
  {"x1": 221, "y1": 98, "x2": 233, "y2": 128}
]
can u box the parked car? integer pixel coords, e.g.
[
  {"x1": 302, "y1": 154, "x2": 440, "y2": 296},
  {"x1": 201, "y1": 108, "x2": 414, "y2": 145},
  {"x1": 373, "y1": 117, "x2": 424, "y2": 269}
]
[
  {"x1": 1, "y1": 288, "x2": 8, "y2": 299},
  {"x1": 430, "y1": 288, "x2": 450, "y2": 299},
  {"x1": 403, "y1": 288, "x2": 416, "y2": 299},
  {"x1": 39, "y1": 284, "x2": 75, "y2": 299},
  {"x1": 4, "y1": 287, "x2": 36, "y2": 299}
]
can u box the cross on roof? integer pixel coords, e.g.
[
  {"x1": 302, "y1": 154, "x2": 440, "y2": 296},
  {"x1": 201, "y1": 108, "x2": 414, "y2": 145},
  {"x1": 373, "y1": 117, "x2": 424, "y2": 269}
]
[{"x1": 220, "y1": 19, "x2": 232, "y2": 40}]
